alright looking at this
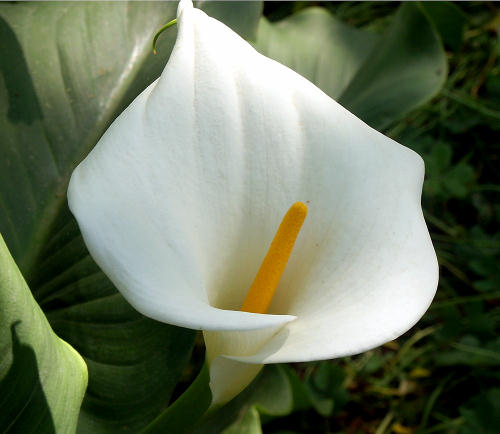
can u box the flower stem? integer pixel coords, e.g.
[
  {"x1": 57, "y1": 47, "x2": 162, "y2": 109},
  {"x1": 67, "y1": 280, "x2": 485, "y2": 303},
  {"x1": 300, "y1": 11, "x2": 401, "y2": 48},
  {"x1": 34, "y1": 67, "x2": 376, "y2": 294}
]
[{"x1": 141, "y1": 362, "x2": 212, "y2": 434}]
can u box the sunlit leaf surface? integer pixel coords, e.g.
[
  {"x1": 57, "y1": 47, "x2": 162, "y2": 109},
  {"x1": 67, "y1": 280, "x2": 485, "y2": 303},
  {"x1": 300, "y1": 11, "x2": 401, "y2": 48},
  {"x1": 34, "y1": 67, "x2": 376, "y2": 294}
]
[
  {"x1": 0, "y1": 234, "x2": 87, "y2": 433},
  {"x1": 255, "y1": 3, "x2": 447, "y2": 129},
  {"x1": 0, "y1": 2, "x2": 196, "y2": 432}
]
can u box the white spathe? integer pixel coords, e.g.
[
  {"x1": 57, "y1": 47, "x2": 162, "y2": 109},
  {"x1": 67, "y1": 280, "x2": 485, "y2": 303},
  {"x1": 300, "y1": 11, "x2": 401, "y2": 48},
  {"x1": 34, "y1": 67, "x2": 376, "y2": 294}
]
[{"x1": 68, "y1": 0, "x2": 439, "y2": 405}]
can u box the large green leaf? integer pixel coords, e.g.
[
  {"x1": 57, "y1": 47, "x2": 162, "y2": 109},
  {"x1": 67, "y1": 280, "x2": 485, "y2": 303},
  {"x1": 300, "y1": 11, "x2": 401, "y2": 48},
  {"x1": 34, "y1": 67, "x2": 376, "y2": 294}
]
[
  {"x1": 0, "y1": 1, "x2": 264, "y2": 431},
  {"x1": 0, "y1": 233, "x2": 87, "y2": 433},
  {"x1": 0, "y1": 2, "x2": 193, "y2": 432},
  {"x1": 254, "y1": 2, "x2": 447, "y2": 130},
  {"x1": 339, "y1": 2, "x2": 447, "y2": 129},
  {"x1": 254, "y1": 8, "x2": 378, "y2": 100},
  {"x1": 419, "y1": 1, "x2": 466, "y2": 52},
  {"x1": 0, "y1": 1, "x2": 177, "y2": 273}
]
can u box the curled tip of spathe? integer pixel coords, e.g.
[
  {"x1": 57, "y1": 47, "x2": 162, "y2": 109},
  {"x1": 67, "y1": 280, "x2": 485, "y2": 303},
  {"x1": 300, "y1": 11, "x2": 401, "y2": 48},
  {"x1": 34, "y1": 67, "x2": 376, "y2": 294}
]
[
  {"x1": 152, "y1": 18, "x2": 178, "y2": 55},
  {"x1": 152, "y1": 0, "x2": 192, "y2": 55}
]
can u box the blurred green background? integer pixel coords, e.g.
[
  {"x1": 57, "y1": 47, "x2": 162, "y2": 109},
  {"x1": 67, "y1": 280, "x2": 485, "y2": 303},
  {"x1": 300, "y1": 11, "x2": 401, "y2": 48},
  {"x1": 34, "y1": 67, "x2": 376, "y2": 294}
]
[{"x1": 0, "y1": 1, "x2": 498, "y2": 433}]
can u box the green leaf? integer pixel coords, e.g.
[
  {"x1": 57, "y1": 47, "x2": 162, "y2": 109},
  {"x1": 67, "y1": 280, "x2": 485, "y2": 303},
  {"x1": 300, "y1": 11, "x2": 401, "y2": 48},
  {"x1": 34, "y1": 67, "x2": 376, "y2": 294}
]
[
  {"x1": 255, "y1": 3, "x2": 447, "y2": 130},
  {"x1": 254, "y1": 8, "x2": 378, "y2": 100},
  {"x1": 419, "y1": 1, "x2": 467, "y2": 52},
  {"x1": 0, "y1": 1, "x2": 177, "y2": 273},
  {"x1": 222, "y1": 406, "x2": 262, "y2": 434},
  {"x1": 339, "y1": 2, "x2": 447, "y2": 129},
  {"x1": 422, "y1": 141, "x2": 476, "y2": 199},
  {"x1": 197, "y1": 1, "x2": 263, "y2": 41},
  {"x1": 303, "y1": 361, "x2": 349, "y2": 417},
  {"x1": 0, "y1": 233, "x2": 87, "y2": 433},
  {"x1": 141, "y1": 363, "x2": 212, "y2": 434},
  {"x1": 282, "y1": 365, "x2": 313, "y2": 412},
  {"x1": 251, "y1": 365, "x2": 294, "y2": 417},
  {"x1": 0, "y1": 2, "x2": 198, "y2": 431}
]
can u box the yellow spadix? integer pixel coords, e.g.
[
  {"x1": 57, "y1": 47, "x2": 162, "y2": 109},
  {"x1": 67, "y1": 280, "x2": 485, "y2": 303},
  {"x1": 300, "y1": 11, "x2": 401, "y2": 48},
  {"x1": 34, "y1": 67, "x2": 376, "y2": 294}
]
[{"x1": 241, "y1": 202, "x2": 308, "y2": 314}]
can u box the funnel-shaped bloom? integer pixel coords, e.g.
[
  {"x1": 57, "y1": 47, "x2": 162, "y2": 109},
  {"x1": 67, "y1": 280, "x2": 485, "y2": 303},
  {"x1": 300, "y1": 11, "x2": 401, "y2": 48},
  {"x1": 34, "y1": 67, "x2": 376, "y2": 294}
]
[{"x1": 68, "y1": 0, "x2": 438, "y2": 405}]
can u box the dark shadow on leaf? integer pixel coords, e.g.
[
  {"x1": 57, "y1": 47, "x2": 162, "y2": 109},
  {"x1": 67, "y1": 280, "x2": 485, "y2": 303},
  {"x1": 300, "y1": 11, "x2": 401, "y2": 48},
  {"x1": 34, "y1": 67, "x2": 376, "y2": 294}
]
[
  {"x1": 0, "y1": 321, "x2": 55, "y2": 433},
  {"x1": 0, "y1": 15, "x2": 43, "y2": 124}
]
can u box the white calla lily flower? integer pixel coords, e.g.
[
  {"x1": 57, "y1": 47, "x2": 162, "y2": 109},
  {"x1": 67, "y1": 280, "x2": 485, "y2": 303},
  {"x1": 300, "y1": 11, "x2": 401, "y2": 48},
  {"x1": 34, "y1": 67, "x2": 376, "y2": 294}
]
[{"x1": 68, "y1": 0, "x2": 438, "y2": 405}]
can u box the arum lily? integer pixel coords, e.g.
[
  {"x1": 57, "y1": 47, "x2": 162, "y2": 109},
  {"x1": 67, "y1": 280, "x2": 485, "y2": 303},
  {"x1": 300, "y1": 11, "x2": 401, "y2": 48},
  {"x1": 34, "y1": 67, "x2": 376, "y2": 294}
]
[{"x1": 68, "y1": 0, "x2": 438, "y2": 406}]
